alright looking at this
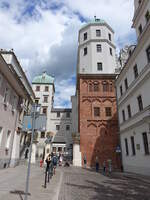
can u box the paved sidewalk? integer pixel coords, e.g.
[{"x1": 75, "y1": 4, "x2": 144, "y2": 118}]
[
  {"x1": 0, "y1": 165, "x2": 62, "y2": 200},
  {"x1": 58, "y1": 167, "x2": 150, "y2": 200}
]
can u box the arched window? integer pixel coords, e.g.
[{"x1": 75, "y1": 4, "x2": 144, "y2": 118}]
[
  {"x1": 94, "y1": 83, "x2": 99, "y2": 92},
  {"x1": 103, "y1": 82, "x2": 109, "y2": 92},
  {"x1": 89, "y1": 84, "x2": 93, "y2": 92}
]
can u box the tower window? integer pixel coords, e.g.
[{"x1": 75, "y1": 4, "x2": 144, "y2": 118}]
[
  {"x1": 110, "y1": 48, "x2": 113, "y2": 56},
  {"x1": 45, "y1": 86, "x2": 49, "y2": 92},
  {"x1": 84, "y1": 32, "x2": 87, "y2": 41},
  {"x1": 96, "y1": 30, "x2": 101, "y2": 37},
  {"x1": 97, "y1": 44, "x2": 102, "y2": 52},
  {"x1": 94, "y1": 107, "x2": 100, "y2": 117},
  {"x1": 105, "y1": 107, "x2": 112, "y2": 117},
  {"x1": 108, "y1": 33, "x2": 112, "y2": 41},
  {"x1": 138, "y1": 24, "x2": 143, "y2": 35},
  {"x1": 97, "y1": 62, "x2": 103, "y2": 71},
  {"x1": 84, "y1": 47, "x2": 87, "y2": 55},
  {"x1": 36, "y1": 86, "x2": 40, "y2": 91}
]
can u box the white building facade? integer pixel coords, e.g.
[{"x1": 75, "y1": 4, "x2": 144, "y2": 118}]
[
  {"x1": 116, "y1": 0, "x2": 150, "y2": 175},
  {"x1": 0, "y1": 50, "x2": 34, "y2": 168},
  {"x1": 32, "y1": 72, "x2": 72, "y2": 160}
]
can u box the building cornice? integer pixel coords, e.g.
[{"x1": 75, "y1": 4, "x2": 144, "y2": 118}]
[
  {"x1": 79, "y1": 39, "x2": 116, "y2": 49},
  {"x1": 132, "y1": 0, "x2": 149, "y2": 28},
  {"x1": 116, "y1": 22, "x2": 150, "y2": 84},
  {"x1": 79, "y1": 22, "x2": 114, "y2": 34}
]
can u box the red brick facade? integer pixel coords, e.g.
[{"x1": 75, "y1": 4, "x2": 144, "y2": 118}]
[{"x1": 78, "y1": 74, "x2": 121, "y2": 169}]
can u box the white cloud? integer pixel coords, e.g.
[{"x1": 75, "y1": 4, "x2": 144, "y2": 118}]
[{"x1": 0, "y1": 0, "x2": 136, "y2": 107}]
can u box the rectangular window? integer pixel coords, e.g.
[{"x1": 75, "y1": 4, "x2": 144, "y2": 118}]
[
  {"x1": 56, "y1": 125, "x2": 60, "y2": 131},
  {"x1": 110, "y1": 48, "x2": 113, "y2": 56},
  {"x1": 84, "y1": 32, "x2": 87, "y2": 40},
  {"x1": 93, "y1": 83, "x2": 99, "y2": 92},
  {"x1": 84, "y1": 47, "x2": 87, "y2": 55},
  {"x1": 35, "y1": 99, "x2": 39, "y2": 104},
  {"x1": 96, "y1": 30, "x2": 101, "y2": 37},
  {"x1": 137, "y1": 95, "x2": 143, "y2": 111},
  {"x1": 127, "y1": 105, "x2": 132, "y2": 118},
  {"x1": 66, "y1": 112, "x2": 70, "y2": 118},
  {"x1": 45, "y1": 86, "x2": 49, "y2": 92},
  {"x1": 124, "y1": 78, "x2": 128, "y2": 90},
  {"x1": 120, "y1": 85, "x2": 123, "y2": 96},
  {"x1": 43, "y1": 96, "x2": 48, "y2": 103},
  {"x1": 43, "y1": 107, "x2": 47, "y2": 115},
  {"x1": 0, "y1": 127, "x2": 3, "y2": 145},
  {"x1": 12, "y1": 96, "x2": 16, "y2": 111},
  {"x1": 146, "y1": 45, "x2": 150, "y2": 63},
  {"x1": 125, "y1": 138, "x2": 129, "y2": 156},
  {"x1": 105, "y1": 107, "x2": 112, "y2": 117},
  {"x1": 36, "y1": 86, "x2": 40, "y2": 91},
  {"x1": 4, "y1": 88, "x2": 9, "y2": 103},
  {"x1": 142, "y1": 132, "x2": 149, "y2": 155},
  {"x1": 97, "y1": 44, "x2": 102, "y2": 52},
  {"x1": 138, "y1": 24, "x2": 143, "y2": 35},
  {"x1": 66, "y1": 125, "x2": 70, "y2": 131},
  {"x1": 108, "y1": 33, "x2": 112, "y2": 41},
  {"x1": 145, "y1": 11, "x2": 150, "y2": 23},
  {"x1": 57, "y1": 112, "x2": 60, "y2": 117},
  {"x1": 133, "y1": 64, "x2": 138, "y2": 79},
  {"x1": 94, "y1": 107, "x2": 100, "y2": 117},
  {"x1": 97, "y1": 62, "x2": 103, "y2": 71},
  {"x1": 41, "y1": 132, "x2": 45, "y2": 138},
  {"x1": 122, "y1": 109, "x2": 126, "y2": 122},
  {"x1": 58, "y1": 147, "x2": 62, "y2": 152},
  {"x1": 0, "y1": 73, "x2": 3, "y2": 88},
  {"x1": 131, "y1": 136, "x2": 136, "y2": 155},
  {"x1": 6, "y1": 130, "x2": 11, "y2": 149}
]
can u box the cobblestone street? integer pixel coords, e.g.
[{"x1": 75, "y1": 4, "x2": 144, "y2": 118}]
[
  {"x1": 0, "y1": 165, "x2": 150, "y2": 200},
  {"x1": 59, "y1": 167, "x2": 150, "y2": 200}
]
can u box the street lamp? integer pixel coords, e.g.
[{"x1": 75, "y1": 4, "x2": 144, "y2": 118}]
[{"x1": 24, "y1": 104, "x2": 41, "y2": 200}]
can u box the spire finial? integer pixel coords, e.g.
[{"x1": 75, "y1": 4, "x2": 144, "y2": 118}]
[{"x1": 94, "y1": 15, "x2": 96, "y2": 21}]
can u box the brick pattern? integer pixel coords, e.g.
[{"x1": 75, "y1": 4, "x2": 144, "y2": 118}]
[{"x1": 78, "y1": 75, "x2": 121, "y2": 169}]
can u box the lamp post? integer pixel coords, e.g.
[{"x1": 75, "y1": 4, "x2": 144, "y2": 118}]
[{"x1": 24, "y1": 104, "x2": 41, "y2": 200}]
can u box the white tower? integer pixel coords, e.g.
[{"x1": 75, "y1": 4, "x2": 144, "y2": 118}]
[{"x1": 77, "y1": 17, "x2": 116, "y2": 74}]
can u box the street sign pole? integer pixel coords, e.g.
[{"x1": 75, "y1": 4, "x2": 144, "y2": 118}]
[{"x1": 24, "y1": 104, "x2": 36, "y2": 200}]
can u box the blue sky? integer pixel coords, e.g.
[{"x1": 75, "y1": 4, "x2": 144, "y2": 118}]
[{"x1": 0, "y1": 0, "x2": 136, "y2": 108}]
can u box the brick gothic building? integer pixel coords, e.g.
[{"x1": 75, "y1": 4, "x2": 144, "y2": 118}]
[
  {"x1": 78, "y1": 74, "x2": 120, "y2": 168},
  {"x1": 72, "y1": 18, "x2": 121, "y2": 168}
]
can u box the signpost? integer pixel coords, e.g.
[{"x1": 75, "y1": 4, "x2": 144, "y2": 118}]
[{"x1": 23, "y1": 104, "x2": 46, "y2": 200}]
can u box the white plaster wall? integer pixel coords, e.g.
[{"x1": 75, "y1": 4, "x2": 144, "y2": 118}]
[
  {"x1": 134, "y1": 1, "x2": 150, "y2": 38},
  {"x1": 78, "y1": 23, "x2": 116, "y2": 74},
  {"x1": 71, "y1": 95, "x2": 78, "y2": 134},
  {"x1": 73, "y1": 143, "x2": 82, "y2": 167},
  {"x1": 117, "y1": 36, "x2": 150, "y2": 100},
  {"x1": 121, "y1": 123, "x2": 150, "y2": 175}
]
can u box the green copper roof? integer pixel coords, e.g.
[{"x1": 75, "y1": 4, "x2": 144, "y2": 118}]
[
  {"x1": 81, "y1": 18, "x2": 106, "y2": 29},
  {"x1": 32, "y1": 72, "x2": 54, "y2": 84}
]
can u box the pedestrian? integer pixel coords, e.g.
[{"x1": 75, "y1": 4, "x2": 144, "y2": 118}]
[
  {"x1": 95, "y1": 156, "x2": 99, "y2": 172},
  {"x1": 45, "y1": 154, "x2": 51, "y2": 182},
  {"x1": 52, "y1": 153, "x2": 57, "y2": 174},
  {"x1": 59, "y1": 154, "x2": 63, "y2": 166},
  {"x1": 83, "y1": 154, "x2": 87, "y2": 168},
  {"x1": 103, "y1": 161, "x2": 106, "y2": 175}
]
